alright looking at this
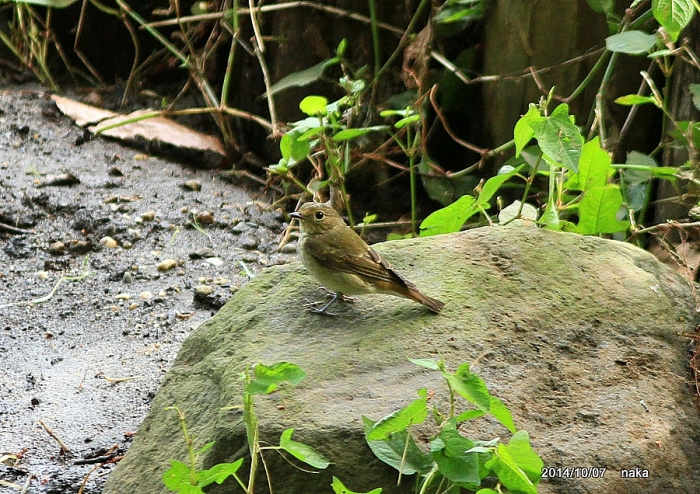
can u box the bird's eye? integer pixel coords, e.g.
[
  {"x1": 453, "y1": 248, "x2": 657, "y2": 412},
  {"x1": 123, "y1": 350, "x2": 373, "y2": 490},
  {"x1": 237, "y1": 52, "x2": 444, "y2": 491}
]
[{"x1": 315, "y1": 211, "x2": 324, "y2": 220}]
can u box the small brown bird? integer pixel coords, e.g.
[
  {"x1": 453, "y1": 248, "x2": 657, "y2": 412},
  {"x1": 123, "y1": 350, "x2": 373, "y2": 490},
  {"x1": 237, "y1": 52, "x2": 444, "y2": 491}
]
[{"x1": 290, "y1": 202, "x2": 445, "y2": 314}]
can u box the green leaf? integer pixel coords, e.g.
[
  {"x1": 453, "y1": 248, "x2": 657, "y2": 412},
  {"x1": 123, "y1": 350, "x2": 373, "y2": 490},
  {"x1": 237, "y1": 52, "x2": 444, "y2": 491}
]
[
  {"x1": 489, "y1": 396, "x2": 516, "y2": 434},
  {"x1": 454, "y1": 409, "x2": 486, "y2": 422},
  {"x1": 386, "y1": 232, "x2": 413, "y2": 241},
  {"x1": 245, "y1": 362, "x2": 305, "y2": 395},
  {"x1": 279, "y1": 429, "x2": 330, "y2": 469},
  {"x1": 485, "y1": 444, "x2": 538, "y2": 494},
  {"x1": 332, "y1": 126, "x2": 390, "y2": 141},
  {"x1": 446, "y1": 364, "x2": 491, "y2": 412},
  {"x1": 299, "y1": 96, "x2": 328, "y2": 116},
  {"x1": 690, "y1": 83, "x2": 700, "y2": 111},
  {"x1": 419, "y1": 164, "x2": 524, "y2": 236},
  {"x1": 605, "y1": 30, "x2": 657, "y2": 54},
  {"x1": 163, "y1": 461, "x2": 195, "y2": 491},
  {"x1": 514, "y1": 104, "x2": 542, "y2": 157},
  {"x1": 652, "y1": 0, "x2": 694, "y2": 42},
  {"x1": 366, "y1": 389, "x2": 428, "y2": 441},
  {"x1": 266, "y1": 58, "x2": 339, "y2": 97},
  {"x1": 363, "y1": 416, "x2": 434, "y2": 475},
  {"x1": 530, "y1": 104, "x2": 583, "y2": 172},
  {"x1": 331, "y1": 477, "x2": 382, "y2": 494},
  {"x1": 419, "y1": 195, "x2": 477, "y2": 236},
  {"x1": 198, "y1": 441, "x2": 215, "y2": 455},
  {"x1": 430, "y1": 427, "x2": 480, "y2": 484},
  {"x1": 279, "y1": 133, "x2": 310, "y2": 163},
  {"x1": 614, "y1": 94, "x2": 659, "y2": 107},
  {"x1": 434, "y1": 0, "x2": 486, "y2": 24},
  {"x1": 577, "y1": 185, "x2": 630, "y2": 234},
  {"x1": 540, "y1": 196, "x2": 560, "y2": 231},
  {"x1": 503, "y1": 431, "x2": 544, "y2": 483},
  {"x1": 498, "y1": 200, "x2": 538, "y2": 226},
  {"x1": 419, "y1": 157, "x2": 479, "y2": 206},
  {"x1": 290, "y1": 116, "x2": 325, "y2": 134},
  {"x1": 196, "y1": 459, "x2": 244, "y2": 488},
  {"x1": 476, "y1": 164, "x2": 526, "y2": 207},
  {"x1": 586, "y1": 0, "x2": 615, "y2": 14},
  {"x1": 618, "y1": 151, "x2": 656, "y2": 211},
  {"x1": 394, "y1": 114, "x2": 421, "y2": 129},
  {"x1": 408, "y1": 357, "x2": 441, "y2": 370},
  {"x1": 566, "y1": 137, "x2": 610, "y2": 191}
]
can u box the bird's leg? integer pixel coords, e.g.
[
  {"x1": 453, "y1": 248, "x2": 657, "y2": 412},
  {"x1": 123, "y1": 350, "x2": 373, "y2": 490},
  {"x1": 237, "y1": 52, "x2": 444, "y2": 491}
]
[
  {"x1": 305, "y1": 291, "x2": 339, "y2": 315},
  {"x1": 318, "y1": 286, "x2": 356, "y2": 304}
]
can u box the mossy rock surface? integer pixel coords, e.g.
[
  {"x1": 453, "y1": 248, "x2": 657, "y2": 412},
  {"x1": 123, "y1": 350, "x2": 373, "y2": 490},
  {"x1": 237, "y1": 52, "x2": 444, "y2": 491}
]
[{"x1": 104, "y1": 227, "x2": 700, "y2": 494}]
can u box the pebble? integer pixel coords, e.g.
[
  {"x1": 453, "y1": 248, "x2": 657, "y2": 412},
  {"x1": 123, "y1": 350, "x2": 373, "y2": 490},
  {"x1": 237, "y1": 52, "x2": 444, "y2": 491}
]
[
  {"x1": 140, "y1": 211, "x2": 156, "y2": 222},
  {"x1": 204, "y1": 257, "x2": 223, "y2": 267},
  {"x1": 239, "y1": 236, "x2": 258, "y2": 250},
  {"x1": 140, "y1": 291, "x2": 153, "y2": 300},
  {"x1": 156, "y1": 259, "x2": 178, "y2": 271},
  {"x1": 122, "y1": 240, "x2": 133, "y2": 249},
  {"x1": 115, "y1": 293, "x2": 131, "y2": 300},
  {"x1": 231, "y1": 222, "x2": 250, "y2": 234},
  {"x1": 195, "y1": 210, "x2": 214, "y2": 225},
  {"x1": 37, "y1": 271, "x2": 49, "y2": 280},
  {"x1": 193, "y1": 285, "x2": 214, "y2": 298},
  {"x1": 70, "y1": 241, "x2": 92, "y2": 255},
  {"x1": 182, "y1": 180, "x2": 202, "y2": 191},
  {"x1": 189, "y1": 248, "x2": 215, "y2": 259},
  {"x1": 280, "y1": 242, "x2": 297, "y2": 254},
  {"x1": 100, "y1": 236, "x2": 118, "y2": 248},
  {"x1": 48, "y1": 241, "x2": 66, "y2": 255},
  {"x1": 240, "y1": 252, "x2": 258, "y2": 263}
]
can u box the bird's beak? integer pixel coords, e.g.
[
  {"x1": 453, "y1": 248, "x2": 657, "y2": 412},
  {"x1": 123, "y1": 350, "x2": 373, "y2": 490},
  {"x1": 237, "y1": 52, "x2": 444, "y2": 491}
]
[{"x1": 289, "y1": 211, "x2": 301, "y2": 220}]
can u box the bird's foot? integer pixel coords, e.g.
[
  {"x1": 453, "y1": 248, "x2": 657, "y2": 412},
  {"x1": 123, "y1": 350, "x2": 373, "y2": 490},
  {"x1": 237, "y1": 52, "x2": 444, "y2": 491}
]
[
  {"x1": 304, "y1": 290, "x2": 356, "y2": 315},
  {"x1": 304, "y1": 292, "x2": 339, "y2": 316}
]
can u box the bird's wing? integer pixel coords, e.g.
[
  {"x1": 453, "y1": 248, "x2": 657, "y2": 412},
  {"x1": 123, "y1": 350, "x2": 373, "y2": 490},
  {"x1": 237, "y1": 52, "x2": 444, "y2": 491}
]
[{"x1": 305, "y1": 234, "x2": 414, "y2": 287}]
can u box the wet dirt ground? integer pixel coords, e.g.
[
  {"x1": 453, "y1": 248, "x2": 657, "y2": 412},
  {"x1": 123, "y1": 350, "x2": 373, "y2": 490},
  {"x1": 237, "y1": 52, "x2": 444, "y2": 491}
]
[{"x1": 0, "y1": 87, "x2": 294, "y2": 493}]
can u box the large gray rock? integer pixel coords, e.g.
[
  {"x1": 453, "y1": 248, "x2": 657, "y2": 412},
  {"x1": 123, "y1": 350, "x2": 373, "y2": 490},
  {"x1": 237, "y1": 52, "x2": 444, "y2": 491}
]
[{"x1": 104, "y1": 227, "x2": 700, "y2": 494}]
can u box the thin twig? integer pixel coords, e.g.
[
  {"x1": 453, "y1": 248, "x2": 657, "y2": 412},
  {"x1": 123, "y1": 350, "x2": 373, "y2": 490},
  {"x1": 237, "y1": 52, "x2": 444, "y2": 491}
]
[
  {"x1": 428, "y1": 85, "x2": 485, "y2": 155},
  {"x1": 97, "y1": 374, "x2": 142, "y2": 384},
  {"x1": 38, "y1": 420, "x2": 71, "y2": 455},
  {"x1": 0, "y1": 222, "x2": 31, "y2": 234},
  {"x1": 19, "y1": 475, "x2": 32, "y2": 494},
  {"x1": 144, "y1": 1, "x2": 404, "y2": 36}
]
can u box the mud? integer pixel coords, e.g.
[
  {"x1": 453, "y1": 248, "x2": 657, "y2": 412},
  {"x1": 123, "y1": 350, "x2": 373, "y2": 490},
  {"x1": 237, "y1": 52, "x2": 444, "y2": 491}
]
[{"x1": 0, "y1": 87, "x2": 293, "y2": 493}]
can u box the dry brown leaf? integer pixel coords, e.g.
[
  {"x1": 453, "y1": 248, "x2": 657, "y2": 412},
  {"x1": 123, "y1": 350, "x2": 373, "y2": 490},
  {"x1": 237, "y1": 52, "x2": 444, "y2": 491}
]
[
  {"x1": 51, "y1": 94, "x2": 117, "y2": 126},
  {"x1": 51, "y1": 95, "x2": 226, "y2": 156}
]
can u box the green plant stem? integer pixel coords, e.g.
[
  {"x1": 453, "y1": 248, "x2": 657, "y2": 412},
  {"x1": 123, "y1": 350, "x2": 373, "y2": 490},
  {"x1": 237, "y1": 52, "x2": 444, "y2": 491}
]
[
  {"x1": 170, "y1": 407, "x2": 199, "y2": 486},
  {"x1": 417, "y1": 464, "x2": 440, "y2": 494},
  {"x1": 370, "y1": 0, "x2": 430, "y2": 108},
  {"x1": 243, "y1": 388, "x2": 259, "y2": 493},
  {"x1": 408, "y1": 127, "x2": 419, "y2": 236},
  {"x1": 221, "y1": 0, "x2": 240, "y2": 108},
  {"x1": 368, "y1": 0, "x2": 380, "y2": 78},
  {"x1": 564, "y1": 49, "x2": 611, "y2": 103},
  {"x1": 516, "y1": 152, "x2": 544, "y2": 220}
]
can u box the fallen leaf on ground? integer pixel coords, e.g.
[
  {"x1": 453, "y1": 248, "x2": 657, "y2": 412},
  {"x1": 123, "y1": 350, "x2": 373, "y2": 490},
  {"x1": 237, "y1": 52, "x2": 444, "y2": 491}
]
[{"x1": 51, "y1": 95, "x2": 226, "y2": 156}]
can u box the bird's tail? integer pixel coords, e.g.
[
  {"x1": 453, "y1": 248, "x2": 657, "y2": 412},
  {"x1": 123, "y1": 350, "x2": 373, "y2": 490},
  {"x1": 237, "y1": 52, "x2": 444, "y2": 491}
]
[{"x1": 407, "y1": 288, "x2": 445, "y2": 313}]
